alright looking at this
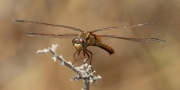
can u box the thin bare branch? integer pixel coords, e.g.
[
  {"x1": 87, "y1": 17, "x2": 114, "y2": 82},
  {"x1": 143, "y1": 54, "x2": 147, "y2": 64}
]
[{"x1": 37, "y1": 44, "x2": 101, "y2": 90}]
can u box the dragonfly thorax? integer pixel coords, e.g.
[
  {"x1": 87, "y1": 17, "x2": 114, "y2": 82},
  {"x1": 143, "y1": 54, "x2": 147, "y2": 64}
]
[{"x1": 72, "y1": 38, "x2": 88, "y2": 50}]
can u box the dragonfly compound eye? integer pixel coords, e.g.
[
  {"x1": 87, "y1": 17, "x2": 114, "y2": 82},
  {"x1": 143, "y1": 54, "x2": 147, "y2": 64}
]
[
  {"x1": 72, "y1": 38, "x2": 79, "y2": 44},
  {"x1": 79, "y1": 38, "x2": 87, "y2": 45},
  {"x1": 79, "y1": 38, "x2": 84, "y2": 44}
]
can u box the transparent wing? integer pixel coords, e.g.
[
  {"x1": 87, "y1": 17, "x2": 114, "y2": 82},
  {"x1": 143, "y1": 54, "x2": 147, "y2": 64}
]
[
  {"x1": 13, "y1": 19, "x2": 84, "y2": 32},
  {"x1": 91, "y1": 22, "x2": 160, "y2": 33},
  {"x1": 101, "y1": 35, "x2": 166, "y2": 43},
  {"x1": 27, "y1": 32, "x2": 79, "y2": 38}
]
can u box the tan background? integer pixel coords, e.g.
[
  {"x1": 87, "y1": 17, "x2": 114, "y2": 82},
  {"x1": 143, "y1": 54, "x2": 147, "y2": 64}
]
[{"x1": 0, "y1": 0, "x2": 179, "y2": 90}]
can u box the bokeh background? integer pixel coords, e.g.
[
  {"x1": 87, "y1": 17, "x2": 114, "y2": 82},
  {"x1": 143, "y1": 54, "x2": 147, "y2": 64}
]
[{"x1": 0, "y1": 0, "x2": 179, "y2": 90}]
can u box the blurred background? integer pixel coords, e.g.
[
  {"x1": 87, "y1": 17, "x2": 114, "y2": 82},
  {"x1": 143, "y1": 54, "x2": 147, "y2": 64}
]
[{"x1": 0, "y1": 0, "x2": 179, "y2": 90}]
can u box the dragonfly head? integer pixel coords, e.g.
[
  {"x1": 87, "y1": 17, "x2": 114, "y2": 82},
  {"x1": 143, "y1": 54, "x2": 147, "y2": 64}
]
[{"x1": 72, "y1": 38, "x2": 88, "y2": 50}]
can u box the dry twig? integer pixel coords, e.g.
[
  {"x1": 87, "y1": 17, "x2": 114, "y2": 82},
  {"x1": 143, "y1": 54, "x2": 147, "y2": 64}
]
[{"x1": 37, "y1": 44, "x2": 101, "y2": 90}]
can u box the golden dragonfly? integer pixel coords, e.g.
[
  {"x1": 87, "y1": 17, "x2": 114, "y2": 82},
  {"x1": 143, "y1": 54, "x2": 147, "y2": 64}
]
[{"x1": 13, "y1": 19, "x2": 166, "y2": 65}]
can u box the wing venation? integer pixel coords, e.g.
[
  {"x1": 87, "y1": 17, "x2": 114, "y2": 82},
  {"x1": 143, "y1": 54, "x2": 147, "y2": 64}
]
[
  {"x1": 101, "y1": 35, "x2": 166, "y2": 43},
  {"x1": 13, "y1": 19, "x2": 83, "y2": 32},
  {"x1": 91, "y1": 22, "x2": 160, "y2": 33},
  {"x1": 27, "y1": 32, "x2": 79, "y2": 38}
]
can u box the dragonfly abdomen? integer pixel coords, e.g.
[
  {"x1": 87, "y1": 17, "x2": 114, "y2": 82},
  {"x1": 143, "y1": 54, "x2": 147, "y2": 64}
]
[{"x1": 93, "y1": 43, "x2": 114, "y2": 55}]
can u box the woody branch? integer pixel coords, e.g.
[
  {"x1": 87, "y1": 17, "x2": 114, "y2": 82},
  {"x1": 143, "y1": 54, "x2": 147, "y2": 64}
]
[{"x1": 37, "y1": 44, "x2": 101, "y2": 90}]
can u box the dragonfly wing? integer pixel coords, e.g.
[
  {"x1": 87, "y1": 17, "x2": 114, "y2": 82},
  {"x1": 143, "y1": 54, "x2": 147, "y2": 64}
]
[
  {"x1": 101, "y1": 35, "x2": 166, "y2": 43},
  {"x1": 91, "y1": 22, "x2": 160, "y2": 33},
  {"x1": 13, "y1": 19, "x2": 84, "y2": 32},
  {"x1": 27, "y1": 32, "x2": 79, "y2": 38}
]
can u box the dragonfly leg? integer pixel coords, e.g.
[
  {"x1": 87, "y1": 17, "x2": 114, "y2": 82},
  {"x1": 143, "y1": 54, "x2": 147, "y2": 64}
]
[
  {"x1": 84, "y1": 49, "x2": 90, "y2": 64},
  {"x1": 86, "y1": 49, "x2": 93, "y2": 65},
  {"x1": 73, "y1": 50, "x2": 78, "y2": 59},
  {"x1": 83, "y1": 49, "x2": 88, "y2": 63},
  {"x1": 84, "y1": 49, "x2": 94, "y2": 71},
  {"x1": 72, "y1": 50, "x2": 81, "y2": 64},
  {"x1": 83, "y1": 49, "x2": 86, "y2": 58}
]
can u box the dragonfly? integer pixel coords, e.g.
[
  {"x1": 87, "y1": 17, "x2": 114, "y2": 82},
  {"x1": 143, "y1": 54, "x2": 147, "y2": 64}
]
[{"x1": 13, "y1": 19, "x2": 166, "y2": 65}]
